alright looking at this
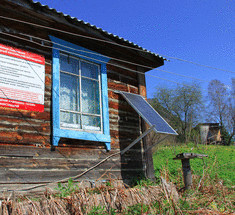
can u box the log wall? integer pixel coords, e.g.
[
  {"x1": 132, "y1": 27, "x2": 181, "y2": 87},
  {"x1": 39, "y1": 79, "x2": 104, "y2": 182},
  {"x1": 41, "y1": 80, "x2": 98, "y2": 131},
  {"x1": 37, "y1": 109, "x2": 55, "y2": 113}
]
[
  {"x1": 0, "y1": 43, "x2": 145, "y2": 193},
  {"x1": 0, "y1": 1, "x2": 147, "y2": 193}
]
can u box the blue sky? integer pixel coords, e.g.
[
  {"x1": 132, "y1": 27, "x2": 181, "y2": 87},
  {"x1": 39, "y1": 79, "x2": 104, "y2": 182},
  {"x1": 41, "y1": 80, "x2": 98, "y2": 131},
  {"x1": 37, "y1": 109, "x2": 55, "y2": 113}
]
[{"x1": 38, "y1": 0, "x2": 234, "y2": 98}]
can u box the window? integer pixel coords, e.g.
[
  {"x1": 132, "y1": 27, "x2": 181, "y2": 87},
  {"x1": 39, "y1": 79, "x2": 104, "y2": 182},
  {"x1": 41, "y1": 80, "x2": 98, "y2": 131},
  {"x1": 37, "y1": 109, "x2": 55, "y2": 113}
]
[
  {"x1": 60, "y1": 54, "x2": 102, "y2": 132},
  {"x1": 50, "y1": 36, "x2": 111, "y2": 150}
]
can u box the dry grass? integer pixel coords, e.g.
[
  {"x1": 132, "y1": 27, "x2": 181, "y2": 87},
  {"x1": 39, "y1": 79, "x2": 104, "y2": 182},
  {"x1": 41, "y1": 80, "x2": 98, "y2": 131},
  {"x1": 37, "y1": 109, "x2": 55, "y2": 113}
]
[
  {"x1": 1, "y1": 174, "x2": 233, "y2": 215},
  {"x1": 0, "y1": 181, "x2": 162, "y2": 214}
]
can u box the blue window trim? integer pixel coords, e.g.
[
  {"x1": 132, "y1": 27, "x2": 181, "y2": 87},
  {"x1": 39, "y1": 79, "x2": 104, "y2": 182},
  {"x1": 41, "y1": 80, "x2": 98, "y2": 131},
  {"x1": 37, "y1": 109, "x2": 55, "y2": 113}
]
[{"x1": 50, "y1": 36, "x2": 111, "y2": 151}]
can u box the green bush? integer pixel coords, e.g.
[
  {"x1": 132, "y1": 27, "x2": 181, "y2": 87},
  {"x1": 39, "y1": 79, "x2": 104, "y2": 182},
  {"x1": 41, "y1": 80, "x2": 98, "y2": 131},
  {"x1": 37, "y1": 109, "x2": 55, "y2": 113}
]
[
  {"x1": 56, "y1": 178, "x2": 79, "y2": 197},
  {"x1": 123, "y1": 203, "x2": 149, "y2": 215}
]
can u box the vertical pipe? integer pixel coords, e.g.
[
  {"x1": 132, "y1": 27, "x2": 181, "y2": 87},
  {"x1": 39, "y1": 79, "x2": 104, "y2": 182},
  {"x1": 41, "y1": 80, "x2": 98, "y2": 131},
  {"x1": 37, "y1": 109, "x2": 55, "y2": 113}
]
[{"x1": 181, "y1": 159, "x2": 192, "y2": 189}]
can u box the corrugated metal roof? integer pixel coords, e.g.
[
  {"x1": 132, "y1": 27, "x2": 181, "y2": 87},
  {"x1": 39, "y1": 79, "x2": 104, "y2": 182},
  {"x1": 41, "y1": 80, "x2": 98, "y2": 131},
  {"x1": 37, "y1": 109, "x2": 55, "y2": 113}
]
[{"x1": 29, "y1": 0, "x2": 165, "y2": 60}]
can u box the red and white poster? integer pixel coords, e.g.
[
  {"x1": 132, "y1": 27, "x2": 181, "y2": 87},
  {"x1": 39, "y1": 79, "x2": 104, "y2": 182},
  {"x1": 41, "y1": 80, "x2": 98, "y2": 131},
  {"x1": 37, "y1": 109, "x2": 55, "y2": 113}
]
[{"x1": 0, "y1": 44, "x2": 45, "y2": 112}]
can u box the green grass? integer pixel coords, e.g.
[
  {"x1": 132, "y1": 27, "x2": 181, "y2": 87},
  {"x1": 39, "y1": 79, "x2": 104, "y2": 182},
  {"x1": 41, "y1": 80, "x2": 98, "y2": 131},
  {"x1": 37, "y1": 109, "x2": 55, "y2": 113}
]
[{"x1": 153, "y1": 143, "x2": 235, "y2": 187}]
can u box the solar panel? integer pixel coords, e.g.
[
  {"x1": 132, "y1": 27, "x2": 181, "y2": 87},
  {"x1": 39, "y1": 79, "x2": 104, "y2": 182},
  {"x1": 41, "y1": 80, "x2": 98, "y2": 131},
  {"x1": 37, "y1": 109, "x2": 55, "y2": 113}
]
[{"x1": 119, "y1": 91, "x2": 178, "y2": 135}]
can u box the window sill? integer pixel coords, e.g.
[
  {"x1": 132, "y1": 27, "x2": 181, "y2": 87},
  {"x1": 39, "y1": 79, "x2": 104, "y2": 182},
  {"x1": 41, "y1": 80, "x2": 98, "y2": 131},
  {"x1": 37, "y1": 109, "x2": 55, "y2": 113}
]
[{"x1": 53, "y1": 127, "x2": 111, "y2": 150}]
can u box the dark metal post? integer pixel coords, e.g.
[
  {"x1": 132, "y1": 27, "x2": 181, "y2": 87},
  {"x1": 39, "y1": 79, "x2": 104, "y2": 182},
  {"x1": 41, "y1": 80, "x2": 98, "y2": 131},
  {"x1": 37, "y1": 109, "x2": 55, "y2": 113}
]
[
  {"x1": 181, "y1": 159, "x2": 192, "y2": 189},
  {"x1": 173, "y1": 153, "x2": 208, "y2": 190}
]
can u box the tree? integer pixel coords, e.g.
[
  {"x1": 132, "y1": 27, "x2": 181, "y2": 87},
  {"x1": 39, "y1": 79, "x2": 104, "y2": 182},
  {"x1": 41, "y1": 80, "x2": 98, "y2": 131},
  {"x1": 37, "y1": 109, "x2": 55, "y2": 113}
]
[
  {"x1": 152, "y1": 83, "x2": 203, "y2": 143},
  {"x1": 232, "y1": 78, "x2": 235, "y2": 142},
  {"x1": 207, "y1": 79, "x2": 234, "y2": 145}
]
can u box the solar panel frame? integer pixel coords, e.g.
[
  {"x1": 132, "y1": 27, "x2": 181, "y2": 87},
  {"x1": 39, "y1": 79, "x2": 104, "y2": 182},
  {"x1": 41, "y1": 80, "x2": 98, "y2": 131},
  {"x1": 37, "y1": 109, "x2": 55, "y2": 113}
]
[{"x1": 118, "y1": 91, "x2": 178, "y2": 135}]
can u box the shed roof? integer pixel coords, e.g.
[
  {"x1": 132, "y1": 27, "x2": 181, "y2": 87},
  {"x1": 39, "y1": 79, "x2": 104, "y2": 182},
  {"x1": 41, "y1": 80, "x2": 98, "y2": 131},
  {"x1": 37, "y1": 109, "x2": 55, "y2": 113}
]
[{"x1": 199, "y1": 123, "x2": 220, "y2": 127}]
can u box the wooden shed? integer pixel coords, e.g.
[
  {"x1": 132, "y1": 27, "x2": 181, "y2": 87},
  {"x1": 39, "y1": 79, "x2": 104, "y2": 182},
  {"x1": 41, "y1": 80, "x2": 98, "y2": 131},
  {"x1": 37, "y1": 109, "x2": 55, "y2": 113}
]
[
  {"x1": 199, "y1": 123, "x2": 222, "y2": 145},
  {"x1": 0, "y1": 0, "x2": 173, "y2": 193}
]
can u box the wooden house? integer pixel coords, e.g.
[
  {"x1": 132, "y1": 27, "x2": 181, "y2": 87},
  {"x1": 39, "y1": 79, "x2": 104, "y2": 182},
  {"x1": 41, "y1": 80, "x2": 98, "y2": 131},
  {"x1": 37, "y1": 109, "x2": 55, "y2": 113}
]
[{"x1": 0, "y1": 0, "x2": 175, "y2": 193}]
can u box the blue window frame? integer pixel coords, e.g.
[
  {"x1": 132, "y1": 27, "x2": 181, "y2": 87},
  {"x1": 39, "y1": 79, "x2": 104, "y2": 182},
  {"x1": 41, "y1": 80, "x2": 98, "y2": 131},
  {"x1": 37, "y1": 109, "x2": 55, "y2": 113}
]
[{"x1": 50, "y1": 36, "x2": 111, "y2": 150}]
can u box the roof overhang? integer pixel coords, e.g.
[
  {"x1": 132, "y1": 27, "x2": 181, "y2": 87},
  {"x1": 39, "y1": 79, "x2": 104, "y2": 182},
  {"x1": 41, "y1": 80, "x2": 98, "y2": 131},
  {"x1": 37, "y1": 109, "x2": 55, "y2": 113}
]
[{"x1": 1, "y1": 0, "x2": 165, "y2": 72}]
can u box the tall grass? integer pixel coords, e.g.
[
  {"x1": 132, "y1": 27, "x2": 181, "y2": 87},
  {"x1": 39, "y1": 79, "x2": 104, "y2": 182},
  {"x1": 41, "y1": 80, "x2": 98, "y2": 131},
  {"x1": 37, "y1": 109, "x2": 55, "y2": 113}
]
[
  {"x1": 153, "y1": 143, "x2": 235, "y2": 187},
  {"x1": 152, "y1": 143, "x2": 235, "y2": 213}
]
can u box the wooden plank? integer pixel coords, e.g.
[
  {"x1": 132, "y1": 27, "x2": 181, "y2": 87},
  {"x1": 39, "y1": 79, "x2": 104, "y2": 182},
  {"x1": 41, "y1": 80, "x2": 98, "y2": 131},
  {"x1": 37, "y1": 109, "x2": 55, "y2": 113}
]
[
  {"x1": 0, "y1": 183, "x2": 58, "y2": 195},
  {"x1": 110, "y1": 130, "x2": 140, "y2": 139},
  {"x1": 0, "y1": 145, "x2": 115, "y2": 159},
  {"x1": 108, "y1": 69, "x2": 138, "y2": 83},
  {"x1": 108, "y1": 100, "x2": 136, "y2": 113},
  {"x1": 108, "y1": 90, "x2": 125, "y2": 101},
  {"x1": 107, "y1": 63, "x2": 137, "y2": 79},
  {"x1": 0, "y1": 132, "x2": 50, "y2": 145},
  {"x1": 120, "y1": 76, "x2": 138, "y2": 87},
  {"x1": 0, "y1": 123, "x2": 50, "y2": 134},
  {"x1": 0, "y1": 145, "x2": 142, "y2": 160},
  {"x1": 109, "y1": 109, "x2": 139, "y2": 119},
  {"x1": 108, "y1": 81, "x2": 128, "y2": 92},
  {"x1": 0, "y1": 156, "x2": 143, "y2": 170},
  {"x1": 0, "y1": 108, "x2": 51, "y2": 121},
  {"x1": 0, "y1": 168, "x2": 143, "y2": 183}
]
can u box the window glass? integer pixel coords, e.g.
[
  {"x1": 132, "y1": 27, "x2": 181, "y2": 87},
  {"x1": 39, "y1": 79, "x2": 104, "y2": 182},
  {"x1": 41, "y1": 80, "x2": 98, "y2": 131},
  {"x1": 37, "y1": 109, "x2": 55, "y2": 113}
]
[
  {"x1": 59, "y1": 54, "x2": 102, "y2": 132},
  {"x1": 81, "y1": 78, "x2": 100, "y2": 114},
  {"x1": 60, "y1": 111, "x2": 81, "y2": 129},
  {"x1": 60, "y1": 72, "x2": 79, "y2": 111},
  {"x1": 82, "y1": 115, "x2": 101, "y2": 131},
  {"x1": 81, "y1": 61, "x2": 99, "y2": 79},
  {"x1": 60, "y1": 55, "x2": 79, "y2": 75}
]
